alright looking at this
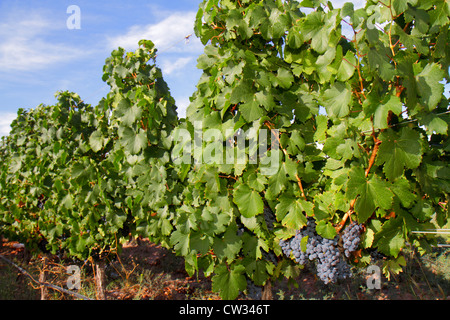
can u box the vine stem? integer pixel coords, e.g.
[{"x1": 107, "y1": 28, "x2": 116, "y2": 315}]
[
  {"x1": 364, "y1": 134, "x2": 381, "y2": 178},
  {"x1": 336, "y1": 132, "x2": 381, "y2": 233},
  {"x1": 350, "y1": 23, "x2": 367, "y2": 100},
  {"x1": 295, "y1": 174, "x2": 307, "y2": 201},
  {"x1": 264, "y1": 121, "x2": 307, "y2": 201},
  {"x1": 336, "y1": 198, "x2": 357, "y2": 233}
]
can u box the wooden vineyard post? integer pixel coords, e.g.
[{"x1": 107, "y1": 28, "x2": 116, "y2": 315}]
[
  {"x1": 39, "y1": 256, "x2": 48, "y2": 300},
  {"x1": 261, "y1": 280, "x2": 273, "y2": 300},
  {"x1": 94, "y1": 260, "x2": 107, "y2": 300}
]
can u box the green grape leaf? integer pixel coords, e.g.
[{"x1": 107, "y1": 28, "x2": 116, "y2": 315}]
[
  {"x1": 376, "y1": 127, "x2": 423, "y2": 181},
  {"x1": 230, "y1": 81, "x2": 253, "y2": 104},
  {"x1": 429, "y1": 1, "x2": 450, "y2": 28},
  {"x1": 242, "y1": 233, "x2": 266, "y2": 259},
  {"x1": 226, "y1": 9, "x2": 242, "y2": 29},
  {"x1": 311, "y1": 28, "x2": 331, "y2": 54},
  {"x1": 415, "y1": 63, "x2": 445, "y2": 111},
  {"x1": 212, "y1": 264, "x2": 247, "y2": 300},
  {"x1": 60, "y1": 194, "x2": 73, "y2": 210},
  {"x1": 265, "y1": 164, "x2": 288, "y2": 200},
  {"x1": 337, "y1": 50, "x2": 357, "y2": 81},
  {"x1": 375, "y1": 217, "x2": 405, "y2": 258},
  {"x1": 390, "y1": 177, "x2": 417, "y2": 208},
  {"x1": 255, "y1": 91, "x2": 276, "y2": 112},
  {"x1": 213, "y1": 227, "x2": 243, "y2": 261},
  {"x1": 89, "y1": 130, "x2": 106, "y2": 153},
  {"x1": 244, "y1": 170, "x2": 267, "y2": 193},
  {"x1": 276, "y1": 68, "x2": 294, "y2": 89},
  {"x1": 361, "y1": 228, "x2": 375, "y2": 249},
  {"x1": 382, "y1": 255, "x2": 407, "y2": 281},
  {"x1": 287, "y1": 27, "x2": 303, "y2": 49},
  {"x1": 367, "y1": 47, "x2": 396, "y2": 81},
  {"x1": 113, "y1": 96, "x2": 131, "y2": 116},
  {"x1": 105, "y1": 209, "x2": 127, "y2": 233},
  {"x1": 118, "y1": 127, "x2": 148, "y2": 155},
  {"x1": 372, "y1": 94, "x2": 403, "y2": 130},
  {"x1": 276, "y1": 194, "x2": 312, "y2": 230},
  {"x1": 233, "y1": 183, "x2": 264, "y2": 218},
  {"x1": 121, "y1": 105, "x2": 143, "y2": 127},
  {"x1": 321, "y1": 82, "x2": 352, "y2": 119},
  {"x1": 2, "y1": 0, "x2": 449, "y2": 289},
  {"x1": 419, "y1": 112, "x2": 448, "y2": 135},
  {"x1": 170, "y1": 229, "x2": 190, "y2": 257},
  {"x1": 190, "y1": 232, "x2": 211, "y2": 255},
  {"x1": 246, "y1": 259, "x2": 272, "y2": 286},
  {"x1": 248, "y1": 5, "x2": 267, "y2": 28},
  {"x1": 239, "y1": 100, "x2": 265, "y2": 122},
  {"x1": 392, "y1": 0, "x2": 418, "y2": 16},
  {"x1": 315, "y1": 220, "x2": 337, "y2": 239},
  {"x1": 347, "y1": 167, "x2": 394, "y2": 223}
]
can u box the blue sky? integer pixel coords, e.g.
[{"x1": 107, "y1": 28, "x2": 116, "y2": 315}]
[
  {"x1": 0, "y1": 0, "x2": 205, "y2": 136},
  {"x1": 0, "y1": 0, "x2": 447, "y2": 137}
]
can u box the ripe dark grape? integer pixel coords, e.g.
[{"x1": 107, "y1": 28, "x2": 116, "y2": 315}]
[
  {"x1": 315, "y1": 237, "x2": 352, "y2": 284},
  {"x1": 37, "y1": 199, "x2": 46, "y2": 210},
  {"x1": 368, "y1": 248, "x2": 386, "y2": 262},
  {"x1": 263, "y1": 206, "x2": 275, "y2": 231},
  {"x1": 37, "y1": 195, "x2": 47, "y2": 210},
  {"x1": 261, "y1": 249, "x2": 277, "y2": 265},
  {"x1": 342, "y1": 221, "x2": 362, "y2": 258},
  {"x1": 236, "y1": 220, "x2": 245, "y2": 236},
  {"x1": 279, "y1": 217, "x2": 352, "y2": 284},
  {"x1": 246, "y1": 279, "x2": 262, "y2": 300}
]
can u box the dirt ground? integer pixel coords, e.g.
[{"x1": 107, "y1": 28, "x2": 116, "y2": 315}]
[{"x1": 1, "y1": 237, "x2": 449, "y2": 300}]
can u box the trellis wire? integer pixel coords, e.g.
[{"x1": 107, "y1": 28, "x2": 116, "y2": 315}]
[{"x1": 411, "y1": 229, "x2": 450, "y2": 249}]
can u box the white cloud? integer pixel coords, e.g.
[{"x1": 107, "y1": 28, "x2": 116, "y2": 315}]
[
  {"x1": 160, "y1": 56, "x2": 193, "y2": 76},
  {"x1": 329, "y1": 0, "x2": 365, "y2": 9},
  {"x1": 0, "y1": 112, "x2": 17, "y2": 138},
  {"x1": 107, "y1": 11, "x2": 203, "y2": 53},
  {"x1": 0, "y1": 11, "x2": 85, "y2": 71},
  {"x1": 175, "y1": 96, "x2": 191, "y2": 119}
]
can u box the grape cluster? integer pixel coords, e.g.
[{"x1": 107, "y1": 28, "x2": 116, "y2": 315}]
[
  {"x1": 279, "y1": 218, "x2": 352, "y2": 284},
  {"x1": 37, "y1": 200, "x2": 44, "y2": 210},
  {"x1": 261, "y1": 249, "x2": 277, "y2": 265},
  {"x1": 237, "y1": 206, "x2": 275, "y2": 237},
  {"x1": 37, "y1": 196, "x2": 46, "y2": 210},
  {"x1": 246, "y1": 279, "x2": 262, "y2": 300},
  {"x1": 236, "y1": 220, "x2": 245, "y2": 236},
  {"x1": 342, "y1": 221, "x2": 362, "y2": 258},
  {"x1": 314, "y1": 239, "x2": 352, "y2": 284},
  {"x1": 263, "y1": 206, "x2": 276, "y2": 231},
  {"x1": 279, "y1": 221, "x2": 315, "y2": 265},
  {"x1": 368, "y1": 248, "x2": 386, "y2": 262}
]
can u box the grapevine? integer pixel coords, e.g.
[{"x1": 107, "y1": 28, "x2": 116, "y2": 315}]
[
  {"x1": 0, "y1": 0, "x2": 449, "y2": 300},
  {"x1": 280, "y1": 217, "x2": 352, "y2": 284}
]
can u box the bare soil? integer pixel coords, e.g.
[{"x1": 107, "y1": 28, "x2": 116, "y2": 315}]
[{"x1": 1, "y1": 237, "x2": 449, "y2": 300}]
